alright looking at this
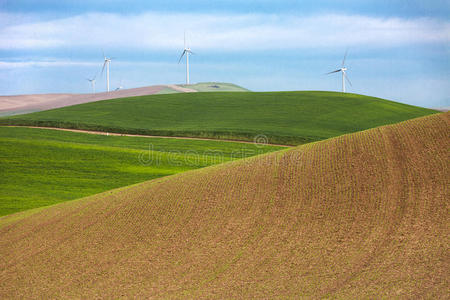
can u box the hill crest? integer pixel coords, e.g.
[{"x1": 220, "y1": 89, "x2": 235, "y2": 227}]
[
  {"x1": 1, "y1": 91, "x2": 437, "y2": 145},
  {"x1": 0, "y1": 82, "x2": 248, "y2": 116}
]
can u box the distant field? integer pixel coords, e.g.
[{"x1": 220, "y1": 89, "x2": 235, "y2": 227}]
[
  {"x1": 0, "y1": 82, "x2": 246, "y2": 116},
  {"x1": 0, "y1": 127, "x2": 282, "y2": 216},
  {"x1": 1, "y1": 113, "x2": 447, "y2": 298},
  {"x1": 0, "y1": 91, "x2": 437, "y2": 145},
  {"x1": 180, "y1": 82, "x2": 249, "y2": 92},
  {"x1": 157, "y1": 82, "x2": 248, "y2": 94},
  {"x1": 156, "y1": 87, "x2": 180, "y2": 94}
]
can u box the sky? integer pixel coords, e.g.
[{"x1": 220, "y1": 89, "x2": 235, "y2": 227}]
[{"x1": 0, "y1": 0, "x2": 449, "y2": 108}]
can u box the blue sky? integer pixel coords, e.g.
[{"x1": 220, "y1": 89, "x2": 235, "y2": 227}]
[{"x1": 0, "y1": 0, "x2": 449, "y2": 108}]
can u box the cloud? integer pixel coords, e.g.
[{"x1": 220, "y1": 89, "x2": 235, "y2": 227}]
[
  {"x1": 0, "y1": 60, "x2": 98, "y2": 69},
  {"x1": 0, "y1": 59, "x2": 196, "y2": 70},
  {"x1": 0, "y1": 12, "x2": 449, "y2": 51}
]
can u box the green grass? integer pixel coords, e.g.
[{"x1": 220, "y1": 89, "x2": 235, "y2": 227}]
[
  {"x1": 0, "y1": 91, "x2": 436, "y2": 145},
  {"x1": 0, "y1": 127, "x2": 283, "y2": 216}
]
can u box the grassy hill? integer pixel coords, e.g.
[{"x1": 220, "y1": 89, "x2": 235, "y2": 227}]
[
  {"x1": 0, "y1": 91, "x2": 436, "y2": 145},
  {"x1": 1, "y1": 112, "x2": 448, "y2": 298},
  {"x1": 180, "y1": 82, "x2": 250, "y2": 92},
  {"x1": 156, "y1": 82, "x2": 249, "y2": 94},
  {"x1": 0, "y1": 127, "x2": 282, "y2": 216}
]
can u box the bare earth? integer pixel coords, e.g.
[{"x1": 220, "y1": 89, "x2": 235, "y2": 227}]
[
  {"x1": 0, "y1": 85, "x2": 196, "y2": 115},
  {"x1": 0, "y1": 113, "x2": 448, "y2": 298}
]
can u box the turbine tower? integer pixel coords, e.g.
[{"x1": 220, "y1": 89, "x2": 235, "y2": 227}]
[
  {"x1": 101, "y1": 52, "x2": 114, "y2": 92},
  {"x1": 178, "y1": 32, "x2": 194, "y2": 85},
  {"x1": 86, "y1": 76, "x2": 96, "y2": 93},
  {"x1": 326, "y1": 50, "x2": 352, "y2": 93}
]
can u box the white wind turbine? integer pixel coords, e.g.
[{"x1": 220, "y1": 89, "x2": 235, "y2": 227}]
[
  {"x1": 326, "y1": 50, "x2": 352, "y2": 93},
  {"x1": 178, "y1": 32, "x2": 194, "y2": 85},
  {"x1": 115, "y1": 79, "x2": 123, "y2": 91},
  {"x1": 86, "y1": 76, "x2": 96, "y2": 93},
  {"x1": 101, "y1": 51, "x2": 114, "y2": 92}
]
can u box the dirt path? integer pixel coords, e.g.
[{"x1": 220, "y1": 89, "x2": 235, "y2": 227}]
[{"x1": 4, "y1": 125, "x2": 291, "y2": 147}]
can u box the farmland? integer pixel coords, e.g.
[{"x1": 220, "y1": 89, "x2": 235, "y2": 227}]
[
  {"x1": 1, "y1": 112, "x2": 448, "y2": 298},
  {"x1": 0, "y1": 126, "x2": 283, "y2": 216},
  {"x1": 0, "y1": 91, "x2": 437, "y2": 145},
  {"x1": 0, "y1": 82, "x2": 248, "y2": 117},
  {"x1": 179, "y1": 82, "x2": 249, "y2": 92}
]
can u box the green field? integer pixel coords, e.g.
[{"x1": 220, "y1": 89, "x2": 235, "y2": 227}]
[
  {"x1": 0, "y1": 127, "x2": 282, "y2": 216},
  {"x1": 1, "y1": 91, "x2": 436, "y2": 145},
  {"x1": 155, "y1": 82, "x2": 248, "y2": 94},
  {"x1": 181, "y1": 82, "x2": 250, "y2": 92}
]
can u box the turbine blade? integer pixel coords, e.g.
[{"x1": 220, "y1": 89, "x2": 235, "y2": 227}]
[
  {"x1": 184, "y1": 31, "x2": 186, "y2": 49},
  {"x1": 178, "y1": 50, "x2": 186, "y2": 63},
  {"x1": 325, "y1": 69, "x2": 341, "y2": 75},
  {"x1": 342, "y1": 49, "x2": 348, "y2": 67},
  {"x1": 101, "y1": 61, "x2": 107, "y2": 76},
  {"x1": 344, "y1": 73, "x2": 353, "y2": 87}
]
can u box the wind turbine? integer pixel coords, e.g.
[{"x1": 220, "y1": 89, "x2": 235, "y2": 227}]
[
  {"x1": 326, "y1": 50, "x2": 352, "y2": 93},
  {"x1": 101, "y1": 51, "x2": 114, "y2": 92},
  {"x1": 86, "y1": 76, "x2": 96, "y2": 93},
  {"x1": 115, "y1": 79, "x2": 123, "y2": 91},
  {"x1": 178, "y1": 32, "x2": 194, "y2": 85}
]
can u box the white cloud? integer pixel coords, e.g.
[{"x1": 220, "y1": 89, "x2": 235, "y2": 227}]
[
  {"x1": 0, "y1": 60, "x2": 98, "y2": 69},
  {"x1": 0, "y1": 12, "x2": 449, "y2": 51}
]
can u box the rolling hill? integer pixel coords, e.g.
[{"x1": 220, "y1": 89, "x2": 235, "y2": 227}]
[
  {"x1": 0, "y1": 82, "x2": 248, "y2": 117},
  {"x1": 0, "y1": 126, "x2": 282, "y2": 216},
  {"x1": 179, "y1": 82, "x2": 249, "y2": 92},
  {"x1": 1, "y1": 112, "x2": 448, "y2": 298},
  {"x1": 0, "y1": 85, "x2": 167, "y2": 117},
  {"x1": 0, "y1": 91, "x2": 437, "y2": 145}
]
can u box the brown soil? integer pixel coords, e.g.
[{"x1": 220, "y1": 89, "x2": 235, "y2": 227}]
[
  {"x1": 0, "y1": 85, "x2": 172, "y2": 114},
  {"x1": 0, "y1": 113, "x2": 448, "y2": 298}
]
